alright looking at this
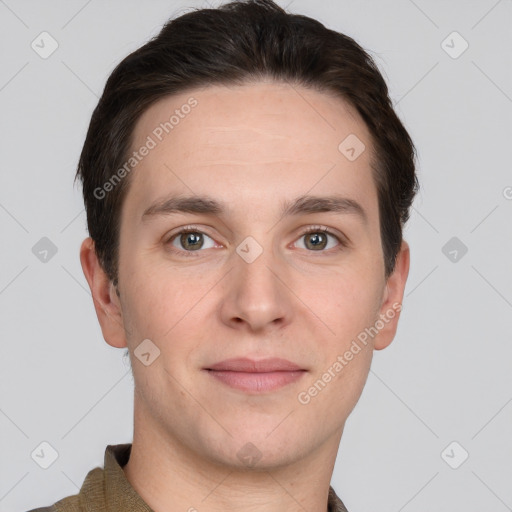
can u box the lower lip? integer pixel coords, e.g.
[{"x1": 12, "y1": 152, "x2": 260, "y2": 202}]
[{"x1": 206, "y1": 370, "x2": 306, "y2": 393}]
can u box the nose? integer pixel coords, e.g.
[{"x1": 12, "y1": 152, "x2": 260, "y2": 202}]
[{"x1": 220, "y1": 242, "x2": 293, "y2": 333}]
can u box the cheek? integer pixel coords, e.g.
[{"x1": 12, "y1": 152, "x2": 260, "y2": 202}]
[
  {"x1": 119, "y1": 261, "x2": 177, "y2": 341},
  {"x1": 119, "y1": 258, "x2": 215, "y2": 363},
  {"x1": 305, "y1": 265, "x2": 383, "y2": 338}
]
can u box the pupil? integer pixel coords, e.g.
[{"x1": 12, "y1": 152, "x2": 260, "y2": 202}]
[
  {"x1": 307, "y1": 232, "x2": 326, "y2": 250},
  {"x1": 182, "y1": 232, "x2": 203, "y2": 250}
]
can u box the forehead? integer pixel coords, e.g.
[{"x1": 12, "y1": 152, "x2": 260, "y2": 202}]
[
  {"x1": 124, "y1": 81, "x2": 377, "y2": 222},
  {"x1": 132, "y1": 80, "x2": 369, "y2": 159}
]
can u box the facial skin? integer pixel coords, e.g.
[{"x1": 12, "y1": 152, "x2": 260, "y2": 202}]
[{"x1": 81, "y1": 81, "x2": 409, "y2": 512}]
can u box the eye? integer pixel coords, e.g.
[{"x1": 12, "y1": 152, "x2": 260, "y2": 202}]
[
  {"x1": 165, "y1": 225, "x2": 345, "y2": 256},
  {"x1": 294, "y1": 226, "x2": 344, "y2": 252},
  {"x1": 167, "y1": 227, "x2": 217, "y2": 253}
]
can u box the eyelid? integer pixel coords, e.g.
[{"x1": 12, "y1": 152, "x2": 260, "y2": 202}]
[{"x1": 165, "y1": 224, "x2": 216, "y2": 241}]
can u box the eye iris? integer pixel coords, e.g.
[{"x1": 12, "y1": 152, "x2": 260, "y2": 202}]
[
  {"x1": 181, "y1": 232, "x2": 203, "y2": 250},
  {"x1": 305, "y1": 232, "x2": 327, "y2": 250}
]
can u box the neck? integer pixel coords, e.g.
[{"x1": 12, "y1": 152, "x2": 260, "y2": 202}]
[{"x1": 123, "y1": 396, "x2": 343, "y2": 512}]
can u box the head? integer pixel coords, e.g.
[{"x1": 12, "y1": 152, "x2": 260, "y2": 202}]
[{"x1": 79, "y1": 0, "x2": 418, "y2": 470}]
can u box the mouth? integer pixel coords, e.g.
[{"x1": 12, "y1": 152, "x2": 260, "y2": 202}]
[{"x1": 204, "y1": 358, "x2": 307, "y2": 393}]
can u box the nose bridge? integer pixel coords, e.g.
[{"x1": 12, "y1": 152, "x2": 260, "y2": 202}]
[
  {"x1": 222, "y1": 235, "x2": 290, "y2": 330},
  {"x1": 236, "y1": 240, "x2": 277, "y2": 290}
]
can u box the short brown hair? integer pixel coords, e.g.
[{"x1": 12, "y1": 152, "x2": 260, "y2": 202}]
[{"x1": 76, "y1": 0, "x2": 418, "y2": 286}]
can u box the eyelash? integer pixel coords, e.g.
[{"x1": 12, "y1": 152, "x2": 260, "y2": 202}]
[{"x1": 165, "y1": 224, "x2": 346, "y2": 257}]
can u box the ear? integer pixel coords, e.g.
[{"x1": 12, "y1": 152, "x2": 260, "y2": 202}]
[
  {"x1": 80, "y1": 237, "x2": 127, "y2": 348},
  {"x1": 373, "y1": 240, "x2": 410, "y2": 351}
]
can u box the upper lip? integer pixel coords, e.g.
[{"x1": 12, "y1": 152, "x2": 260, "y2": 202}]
[{"x1": 206, "y1": 358, "x2": 305, "y2": 372}]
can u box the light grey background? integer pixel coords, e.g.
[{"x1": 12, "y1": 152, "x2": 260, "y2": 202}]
[{"x1": 1, "y1": 0, "x2": 511, "y2": 510}]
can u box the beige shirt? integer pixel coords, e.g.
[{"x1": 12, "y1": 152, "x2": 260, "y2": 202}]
[{"x1": 28, "y1": 444, "x2": 349, "y2": 512}]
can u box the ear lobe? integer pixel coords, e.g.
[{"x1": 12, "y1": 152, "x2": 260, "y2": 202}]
[
  {"x1": 373, "y1": 240, "x2": 410, "y2": 351},
  {"x1": 80, "y1": 237, "x2": 127, "y2": 349}
]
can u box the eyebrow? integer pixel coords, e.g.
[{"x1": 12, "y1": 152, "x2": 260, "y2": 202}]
[{"x1": 142, "y1": 194, "x2": 367, "y2": 224}]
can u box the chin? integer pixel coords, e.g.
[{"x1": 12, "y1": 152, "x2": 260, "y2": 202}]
[{"x1": 199, "y1": 426, "x2": 311, "y2": 471}]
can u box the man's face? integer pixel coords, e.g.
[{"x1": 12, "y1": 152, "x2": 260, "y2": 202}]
[{"x1": 97, "y1": 82, "x2": 407, "y2": 469}]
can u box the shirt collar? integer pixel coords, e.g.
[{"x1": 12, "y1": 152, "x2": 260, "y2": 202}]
[{"x1": 103, "y1": 443, "x2": 152, "y2": 511}]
